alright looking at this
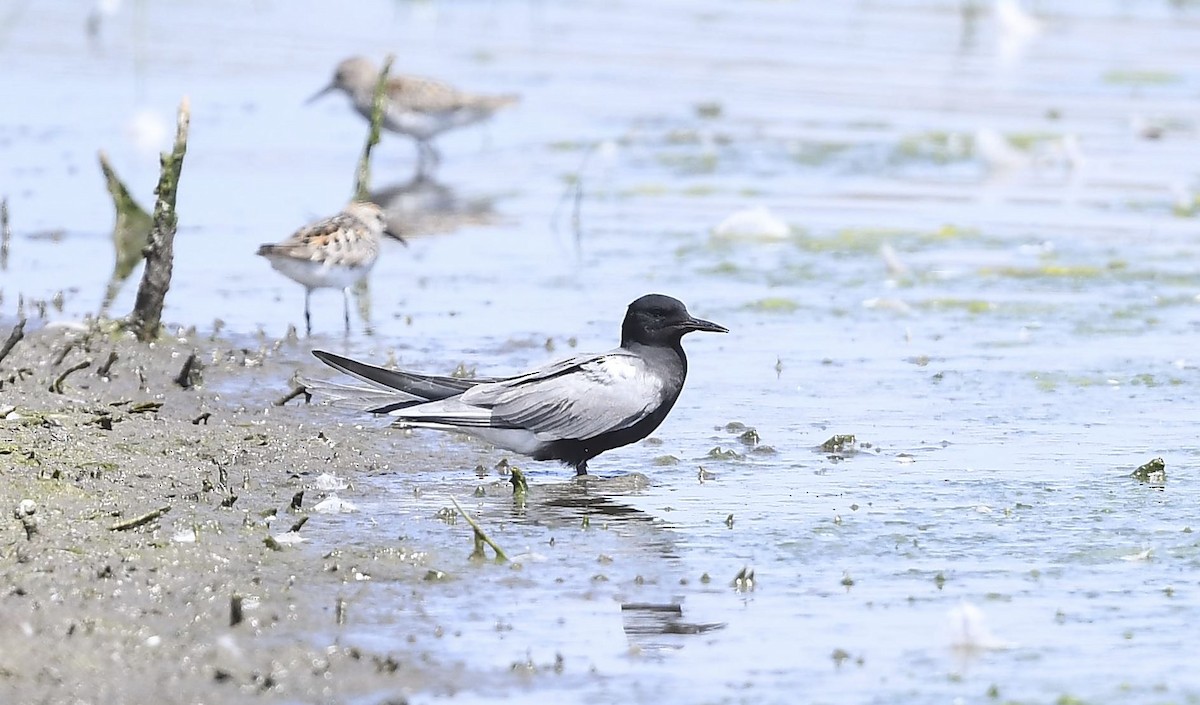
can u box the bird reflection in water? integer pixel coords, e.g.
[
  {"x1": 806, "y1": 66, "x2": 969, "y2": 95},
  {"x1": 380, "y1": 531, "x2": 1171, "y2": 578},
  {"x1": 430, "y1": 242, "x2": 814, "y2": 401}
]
[{"x1": 370, "y1": 173, "x2": 497, "y2": 240}]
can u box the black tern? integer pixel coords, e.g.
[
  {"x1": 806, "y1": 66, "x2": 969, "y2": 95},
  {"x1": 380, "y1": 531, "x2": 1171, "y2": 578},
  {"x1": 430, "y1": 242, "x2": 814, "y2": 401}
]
[{"x1": 309, "y1": 294, "x2": 727, "y2": 475}]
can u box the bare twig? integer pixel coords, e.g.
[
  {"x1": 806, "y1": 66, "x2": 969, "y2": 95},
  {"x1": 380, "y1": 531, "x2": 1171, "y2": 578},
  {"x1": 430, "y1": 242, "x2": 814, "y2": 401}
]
[
  {"x1": 51, "y1": 340, "x2": 75, "y2": 366},
  {"x1": 0, "y1": 318, "x2": 25, "y2": 367},
  {"x1": 109, "y1": 505, "x2": 171, "y2": 531},
  {"x1": 274, "y1": 384, "x2": 310, "y2": 407},
  {"x1": 353, "y1": 54, "x2": 395, "y2": 202},
  {"x1": 95, "y1": 350, "x2": 118, "y2": 378},
  {"x1": 127, "y1": 97, "x2": 191, "y2": 342},
  {"x1": 230, "y1": 594, "x2": 244, "y2": 626},
  {"x1": 50, "y1": 359, "x2": 92, "y2": 394},
  {"x1": 449, "y1": 496, "x2": 508, "y2": 562},
  {"x1": 173, "y1": 350, "x2": 200, "y2": 389}
]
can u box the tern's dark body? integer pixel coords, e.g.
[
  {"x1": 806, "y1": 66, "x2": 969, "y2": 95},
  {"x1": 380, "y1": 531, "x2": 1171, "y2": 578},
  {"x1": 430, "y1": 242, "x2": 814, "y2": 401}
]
[{"x1": 310, "y1": 294, "x2": 726, "y2": 474}]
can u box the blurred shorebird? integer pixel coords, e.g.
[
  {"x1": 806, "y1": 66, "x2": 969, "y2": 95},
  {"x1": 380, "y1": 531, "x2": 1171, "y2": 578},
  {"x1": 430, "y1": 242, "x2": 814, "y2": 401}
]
[
  {"x1": 309, "y1": 56, "x2": 519, "y2": 173},
  {"x1": 308, "y1": 294, "x2": 727, "y2": 475},
  {"x1": 256, "y1": 201, "x2": 396, "y2": 335}
]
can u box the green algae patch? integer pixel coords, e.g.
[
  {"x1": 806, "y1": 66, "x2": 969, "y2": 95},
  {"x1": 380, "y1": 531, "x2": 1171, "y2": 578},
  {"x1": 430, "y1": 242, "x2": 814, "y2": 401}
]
[
  {"x1": 920, "y1": 298, "x2": 996, "y2": 315},
  {"x1": 1130, "y1": 457, "x2": 1166, "y2": 485},
  {"x1": 980, "y1": 263, "x2": 1107, "y2": 280},
  {"x1": 1103, "y1": 69, "x2": 1181, "y2": 86},
  {"x1": 681, "y1": 184, "x2": 720, "y2": 198},
  {"x1": 798, "y1": 224, "x2": 979, "y2": 255},
  {"x1": 790, "y1": 142, "x2": 853, "y2": 166},
  {"x1": 620, "y1": 183, "x2": 670, "y2": 198},
  {"x1": 895, "y1": 131, "x2": 967, "y2": 164},
  {"x1": 743, "y1": 297, "x2": 800, "y2": 314}
]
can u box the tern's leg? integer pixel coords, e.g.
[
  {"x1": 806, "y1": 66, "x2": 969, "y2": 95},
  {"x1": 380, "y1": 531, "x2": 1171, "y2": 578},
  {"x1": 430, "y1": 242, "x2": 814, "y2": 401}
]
[
  {"x1": 575, "y1": 461, "x2": 588, "y2": 476},
  {"x1": 341, "y1": 287, "x2": 351, "y2": 334},
  {"x1": 304, "y1": 288, "x2": 313, "y2": 336}
]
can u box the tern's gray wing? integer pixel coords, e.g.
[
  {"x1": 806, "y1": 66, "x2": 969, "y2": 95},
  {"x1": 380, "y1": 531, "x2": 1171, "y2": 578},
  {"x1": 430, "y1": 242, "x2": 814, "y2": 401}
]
[
  {"x1": 309, "y1": 350, "x2": 502, "y2": 407},
  {"x1": 460, "y1": 350, "x2": 667, "y2": 441}
]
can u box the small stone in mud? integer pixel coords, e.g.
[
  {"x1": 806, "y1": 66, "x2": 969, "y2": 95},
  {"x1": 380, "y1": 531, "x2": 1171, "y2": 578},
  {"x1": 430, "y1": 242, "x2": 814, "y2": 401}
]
[{"x1": 1130, "y1": 457, "x2": 1166, "y2": 485}]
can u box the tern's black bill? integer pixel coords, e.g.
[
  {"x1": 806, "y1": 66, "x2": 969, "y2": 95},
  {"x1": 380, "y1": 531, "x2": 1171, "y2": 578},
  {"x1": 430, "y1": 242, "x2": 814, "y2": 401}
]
[{"x1": 682, "y1": 317, "x2": 728, "y2": 334}]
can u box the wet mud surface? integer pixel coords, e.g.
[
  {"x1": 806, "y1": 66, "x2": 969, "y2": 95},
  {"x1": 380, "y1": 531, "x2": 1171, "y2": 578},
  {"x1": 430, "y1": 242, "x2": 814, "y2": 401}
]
[{"x1": 0, "y1": 324, "x2": 471, "y2": 704}]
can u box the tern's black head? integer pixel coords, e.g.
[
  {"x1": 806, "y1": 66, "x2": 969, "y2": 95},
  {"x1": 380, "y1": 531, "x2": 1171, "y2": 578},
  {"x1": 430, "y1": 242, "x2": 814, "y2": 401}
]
[{"x1": 620, "y1": 294, "x2": 728, "y2": 348}]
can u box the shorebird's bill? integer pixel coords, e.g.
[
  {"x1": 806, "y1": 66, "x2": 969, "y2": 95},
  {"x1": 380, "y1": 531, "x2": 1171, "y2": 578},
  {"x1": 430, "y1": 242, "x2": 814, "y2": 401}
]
[{"x1": 306, "y1": 84, "x2": 336, "y2": 105}]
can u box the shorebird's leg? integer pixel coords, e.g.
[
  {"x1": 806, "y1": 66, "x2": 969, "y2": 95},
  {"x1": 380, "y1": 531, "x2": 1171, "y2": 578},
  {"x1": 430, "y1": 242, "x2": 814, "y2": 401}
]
[
  {"x1": 342, "y1": 287, "x2": 351, "y2": 335},
  {"x1": 575, "y1": 461, "x2": 588, "y2": 476},
  {"x1": 415, "y1": 141, "x2": 429, "y2": 175},
  {"x1": 304, "y1": 288, "x2": 313, "y2": 336}
]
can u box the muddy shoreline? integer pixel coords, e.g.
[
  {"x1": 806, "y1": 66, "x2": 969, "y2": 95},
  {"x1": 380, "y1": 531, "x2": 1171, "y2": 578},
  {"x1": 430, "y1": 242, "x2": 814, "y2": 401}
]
[{"x1": 0, "y1": 319, "x2": 507, "y2": 704}]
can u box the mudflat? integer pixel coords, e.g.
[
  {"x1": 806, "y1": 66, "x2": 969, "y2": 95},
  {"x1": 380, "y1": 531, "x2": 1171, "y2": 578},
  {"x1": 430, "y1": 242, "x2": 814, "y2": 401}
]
[{"x1": 0, "y1": 321, "x2": 476, "y2": 704}]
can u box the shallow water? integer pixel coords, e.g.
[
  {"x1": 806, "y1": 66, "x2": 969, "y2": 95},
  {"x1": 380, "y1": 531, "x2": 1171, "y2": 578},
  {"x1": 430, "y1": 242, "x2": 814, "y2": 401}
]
[{"x1": 5, "y1": 0, "x2": 1200, "y2": 702}]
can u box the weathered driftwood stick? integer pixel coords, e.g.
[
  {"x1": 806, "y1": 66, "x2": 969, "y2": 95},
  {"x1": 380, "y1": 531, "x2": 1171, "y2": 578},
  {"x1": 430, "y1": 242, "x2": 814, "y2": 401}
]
[
  {"x1": 353, "y1": 54, "x2": 395, "y2": 202},
  {"x1": 127, "y1": 97, "x2": 191, "y2": 342},
  {"x1": 0, "y1": 318, "x2": 25, "y2": 367},
  {"x1": 449, "y1": 496, "x2": 509, "y2": 563},
  {"x1": 109, "y1": 505, "x2": 171, "y2": 531}
]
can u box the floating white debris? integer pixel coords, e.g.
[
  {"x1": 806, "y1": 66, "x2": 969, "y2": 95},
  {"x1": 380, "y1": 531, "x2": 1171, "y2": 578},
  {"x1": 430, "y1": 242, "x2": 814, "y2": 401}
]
[
  {"x1": 712, "y1": 206, "x2": 791, "y2": 241},
  {"x1": 896, "y1": 454, "x2": 916, "y2": 465},
  {"x1": 1120, "y1": 548, "x2": 1153, "y2": 562},
  {"x1": 272, "y1": 532, "x2": 307, "y2": 546},
  {"x1": 126, "y1": 109, "x2": 169, "y2": 157},
  {"x1": 973, "y1": 128, "x2": 1029, "y2": 171},
  {"x1": 172, "y1": 528, "x2": 197, "y2": 543},
  {"x1": 879, "y1": 243, "x2": 910, "y2": 278},
  {"x1": 994, "y1": 0, "x2": 1041, "y2": 65},
  {"x1": 310, "y1": 473, "x2": 350, "y2": 491},
  {"x1": 313, "y1": 495, "x2": 358, "y2": 514},
  {"x1": 948, "y1": 601, "x2": 1011, "y2": 651},
  {"x1": 862, "y1": 298, "x2": 913, "y2": 315},
  {"x1": 995, "y1": 0, "x2": 1041, "y2": 39}
]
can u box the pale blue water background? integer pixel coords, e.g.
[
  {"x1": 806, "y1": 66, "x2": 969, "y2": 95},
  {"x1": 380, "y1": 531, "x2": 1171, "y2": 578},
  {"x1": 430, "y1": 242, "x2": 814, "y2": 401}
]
[{"x1": 4, "y1": 1, "x2": 1200, "y2": 703}]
